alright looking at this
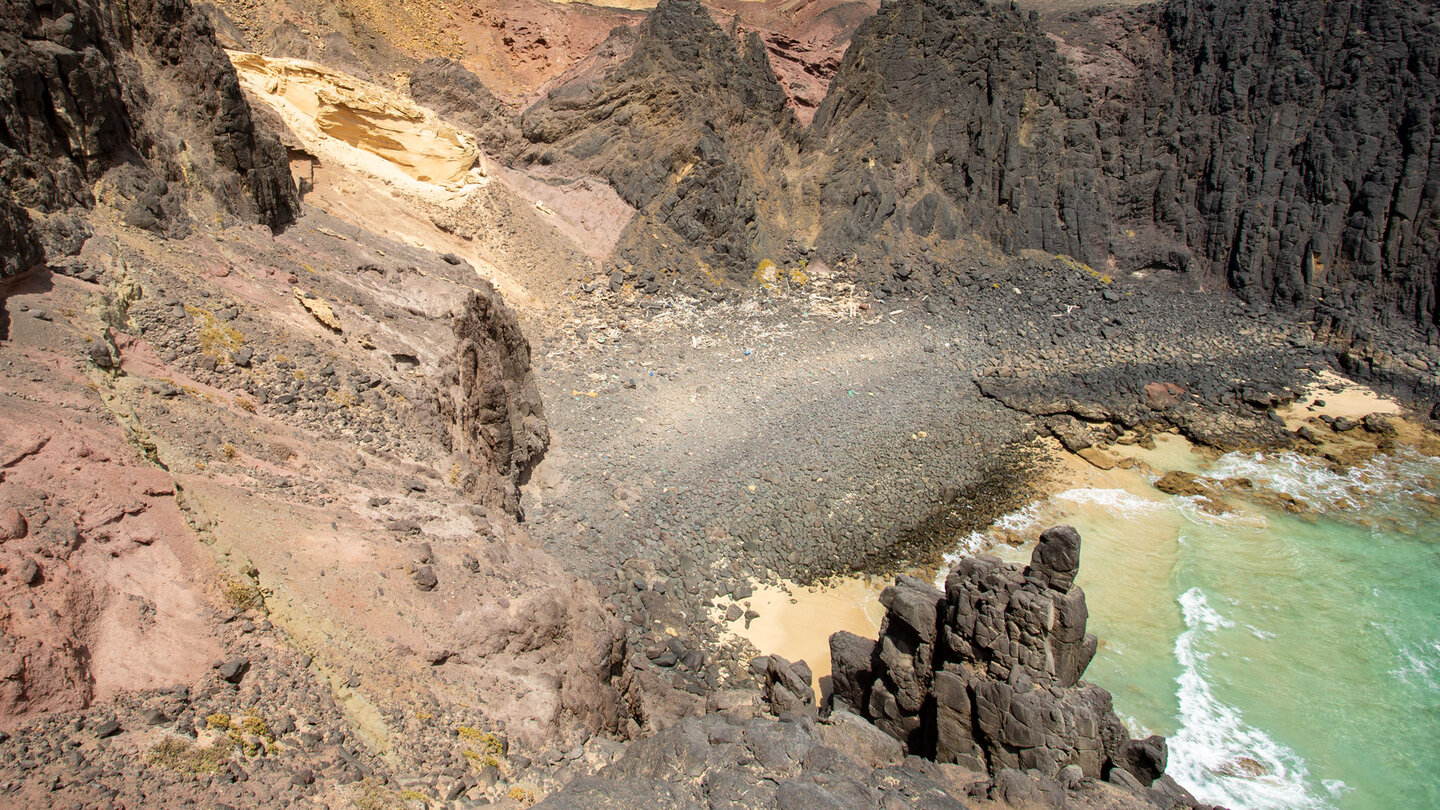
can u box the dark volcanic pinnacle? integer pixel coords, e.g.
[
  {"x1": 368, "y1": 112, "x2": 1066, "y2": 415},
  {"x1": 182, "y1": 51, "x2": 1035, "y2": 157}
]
[{"x1": 831, "y1": 525, "x2": 1143, "y2": 781}]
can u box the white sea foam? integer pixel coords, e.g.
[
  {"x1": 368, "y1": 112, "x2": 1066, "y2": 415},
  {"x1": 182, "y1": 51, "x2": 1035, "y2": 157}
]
[
  {"x1": 1208, "y1": 449, "x2": 1435, "y2": 513},
  {"x1": 937, "y1": 502, "x2": 1044, "y2": 586},
  {"x1": 1054, "y1": 487, "x2": 1163, "y2": 518},
  {"x1": 991, "y1": 500, "x2": 1045, "y2": 532},
  {"x1": 1322, "y1": 779, "x2": 1351, "y2": 800},
  {"x1": 1173, "y1": 495, "x2": 1270, "y2": 529},
  {"x1": 1391, "y1": 637, "x2": 1440, "y2": 691},
  {"x1": 938, "y1": 489, "x2": 1157, "y2": 586},
  {"x1": 1168, "y1": 588, "x2": 1329, "y2": 810}
]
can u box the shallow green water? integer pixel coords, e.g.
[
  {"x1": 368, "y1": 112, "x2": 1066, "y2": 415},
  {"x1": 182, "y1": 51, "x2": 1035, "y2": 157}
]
[{"x1": 958, "y1": 451, "x2": 1440, "y2": 809}]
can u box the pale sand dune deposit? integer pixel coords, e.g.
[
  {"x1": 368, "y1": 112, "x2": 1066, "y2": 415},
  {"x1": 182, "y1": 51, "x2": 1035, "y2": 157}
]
[{"x1": 229, "y1": 51, "x2": 483, "y2": 187}]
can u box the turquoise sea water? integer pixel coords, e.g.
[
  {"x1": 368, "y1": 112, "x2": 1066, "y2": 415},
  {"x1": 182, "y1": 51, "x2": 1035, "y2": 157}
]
[{"x1": 954, "y1": 450, "x2": 1440, "y2": 809}]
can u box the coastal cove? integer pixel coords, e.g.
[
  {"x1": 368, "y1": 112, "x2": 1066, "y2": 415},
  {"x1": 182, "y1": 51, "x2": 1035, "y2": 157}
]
[
  {"x1": 735, "y1": 381, "x2": 1440, "y2": 810},
  {"x1": 6, "y1": 0, "x2": 1440, "y2": 804}
]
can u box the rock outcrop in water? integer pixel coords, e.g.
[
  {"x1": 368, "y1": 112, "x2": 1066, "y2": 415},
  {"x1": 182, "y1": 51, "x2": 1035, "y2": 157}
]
[
  {"x1": 831, "y1": 525, "x2": 1203, "y2": 807},
  {"x1": 0, "y1": 0, "x2": 298, "y2": 250},
  {"x1": 537, "y1": 526, "x2": 1205, "y2": 810}
]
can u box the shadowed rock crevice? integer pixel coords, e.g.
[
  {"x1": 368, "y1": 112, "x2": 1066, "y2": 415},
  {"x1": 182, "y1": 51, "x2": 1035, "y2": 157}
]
[{"x1": 0, "y1": 185, "x2": 44, "y2": 277}]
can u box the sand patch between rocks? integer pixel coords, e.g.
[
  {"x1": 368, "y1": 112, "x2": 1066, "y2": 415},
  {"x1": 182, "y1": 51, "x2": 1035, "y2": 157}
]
[
  {"x1": 723, "y1": 577, "x2": 886, "y2": 699},
  {"x1": 718, "y1": 371, "x2": 1434, "y2": 707},
  {"x1": 1279, "y1": 369, "x2": 1401, "y2": 429}
]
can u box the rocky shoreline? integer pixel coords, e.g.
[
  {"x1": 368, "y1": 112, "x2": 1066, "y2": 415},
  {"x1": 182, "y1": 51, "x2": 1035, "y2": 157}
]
[
  {"x1": 538, "y1": 525, "x2": 1215, "y2": 809},
  {"x1": 519, "y1": 242, "x2": 1388, "y2": 664}
]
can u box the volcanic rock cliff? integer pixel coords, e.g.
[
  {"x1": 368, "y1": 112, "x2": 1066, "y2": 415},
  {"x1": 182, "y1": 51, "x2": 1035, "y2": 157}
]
[
  {"x1": 509, "y1": 0, "x2": 799, "y2": 279},
  {"x1": 806, "y1": 0, "x2": 1106, "y2": 266},
  {"x1": 482, "y1": 0, "x2": 1440, "y2": 382},
  {"x1": 0, "y1": 0, "x2": 641, "y2": 804},
  {"x1": 3, "y1": 0, "x2": 1439, "y2": 805},
  {"x1": 809, "y1": 0, "x2": 1440, "y2": 343},
  {"x1": 1089, "y1": 0, "x2": 1440, "y2": 336},
  {"x1": 0, "y1": 0, "x2": 299, "y2": 247}
]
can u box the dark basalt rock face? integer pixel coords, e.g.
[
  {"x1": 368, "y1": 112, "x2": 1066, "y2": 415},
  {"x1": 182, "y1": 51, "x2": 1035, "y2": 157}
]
[
  {"x1": 830, "y1": 526, "x2": 1195, "y2": 803},
  {"x1": 539, "y1": 527, "x2": 1202, "y2": 810},
  {"x1": 535, "y1": 708, "x2": 1185, "y2": 809},
  {"x1": 807, "y1": 0, "x2": 1106, "y2": 266},
  {"x1": 0, "y1": 0, "x2": 298, "y2": 247},
  {"x1": 433, "y1": 284, "x2": 549, "y2": 518},
  {"x1": 807, "y1": 0, "x2": 1440, "y2": 339},
  {"x1": 408, "y1": 57, "x2": 515, "y2": 141},
  {"x1": 510, "y1": 0, "x2": 797, "y2": 279},
  {"x1": 493, "y1": 0, "x2": 1437, "y2": 363},
  {"x1": 0, "y1": 182, "x2": 43, "y2": 277},
  {"x1": 1095, "y1": 0, "x2": 1440, "y2": 338}
]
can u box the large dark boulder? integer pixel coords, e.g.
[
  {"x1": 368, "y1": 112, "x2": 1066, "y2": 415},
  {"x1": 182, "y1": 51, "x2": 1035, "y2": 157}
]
[
  {"x1": 0, "y1": 184, "x2": 43, "y2": 277},
  {"x1": 432, "y1": 284, "x2": 549, "y2": 517}
]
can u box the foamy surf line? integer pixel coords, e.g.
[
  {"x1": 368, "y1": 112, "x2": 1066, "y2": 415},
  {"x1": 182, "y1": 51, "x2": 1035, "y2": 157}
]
[
  {"x1": 938, "y1": 489, "x2": 1160, "y2": 586},
  {"x1": 937, "y1": 501, "x2": 1043, "y2": 582},
  {"x1": 1054, "y1": 487, "x2": 1166, "y2": 517},
  {"x1": 1209, "y1": 449, "x2": 1440, "y2": 512},
  {"x1": 1169, "y1": 588, "x2": 1331, "y2": 810}
]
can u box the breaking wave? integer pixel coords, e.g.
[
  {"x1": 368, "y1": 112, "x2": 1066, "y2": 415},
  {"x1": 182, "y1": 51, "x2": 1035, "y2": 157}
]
[
  {"x1": 1208, "y1": 450, "x2": 1438, "y2": 514},
  {"x1": 1168, "y1": 588, "x2": 1330, "y2": 809},
  {"x1": 1054, "y1": 487, "x2": 1164, "y2": 517}
]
